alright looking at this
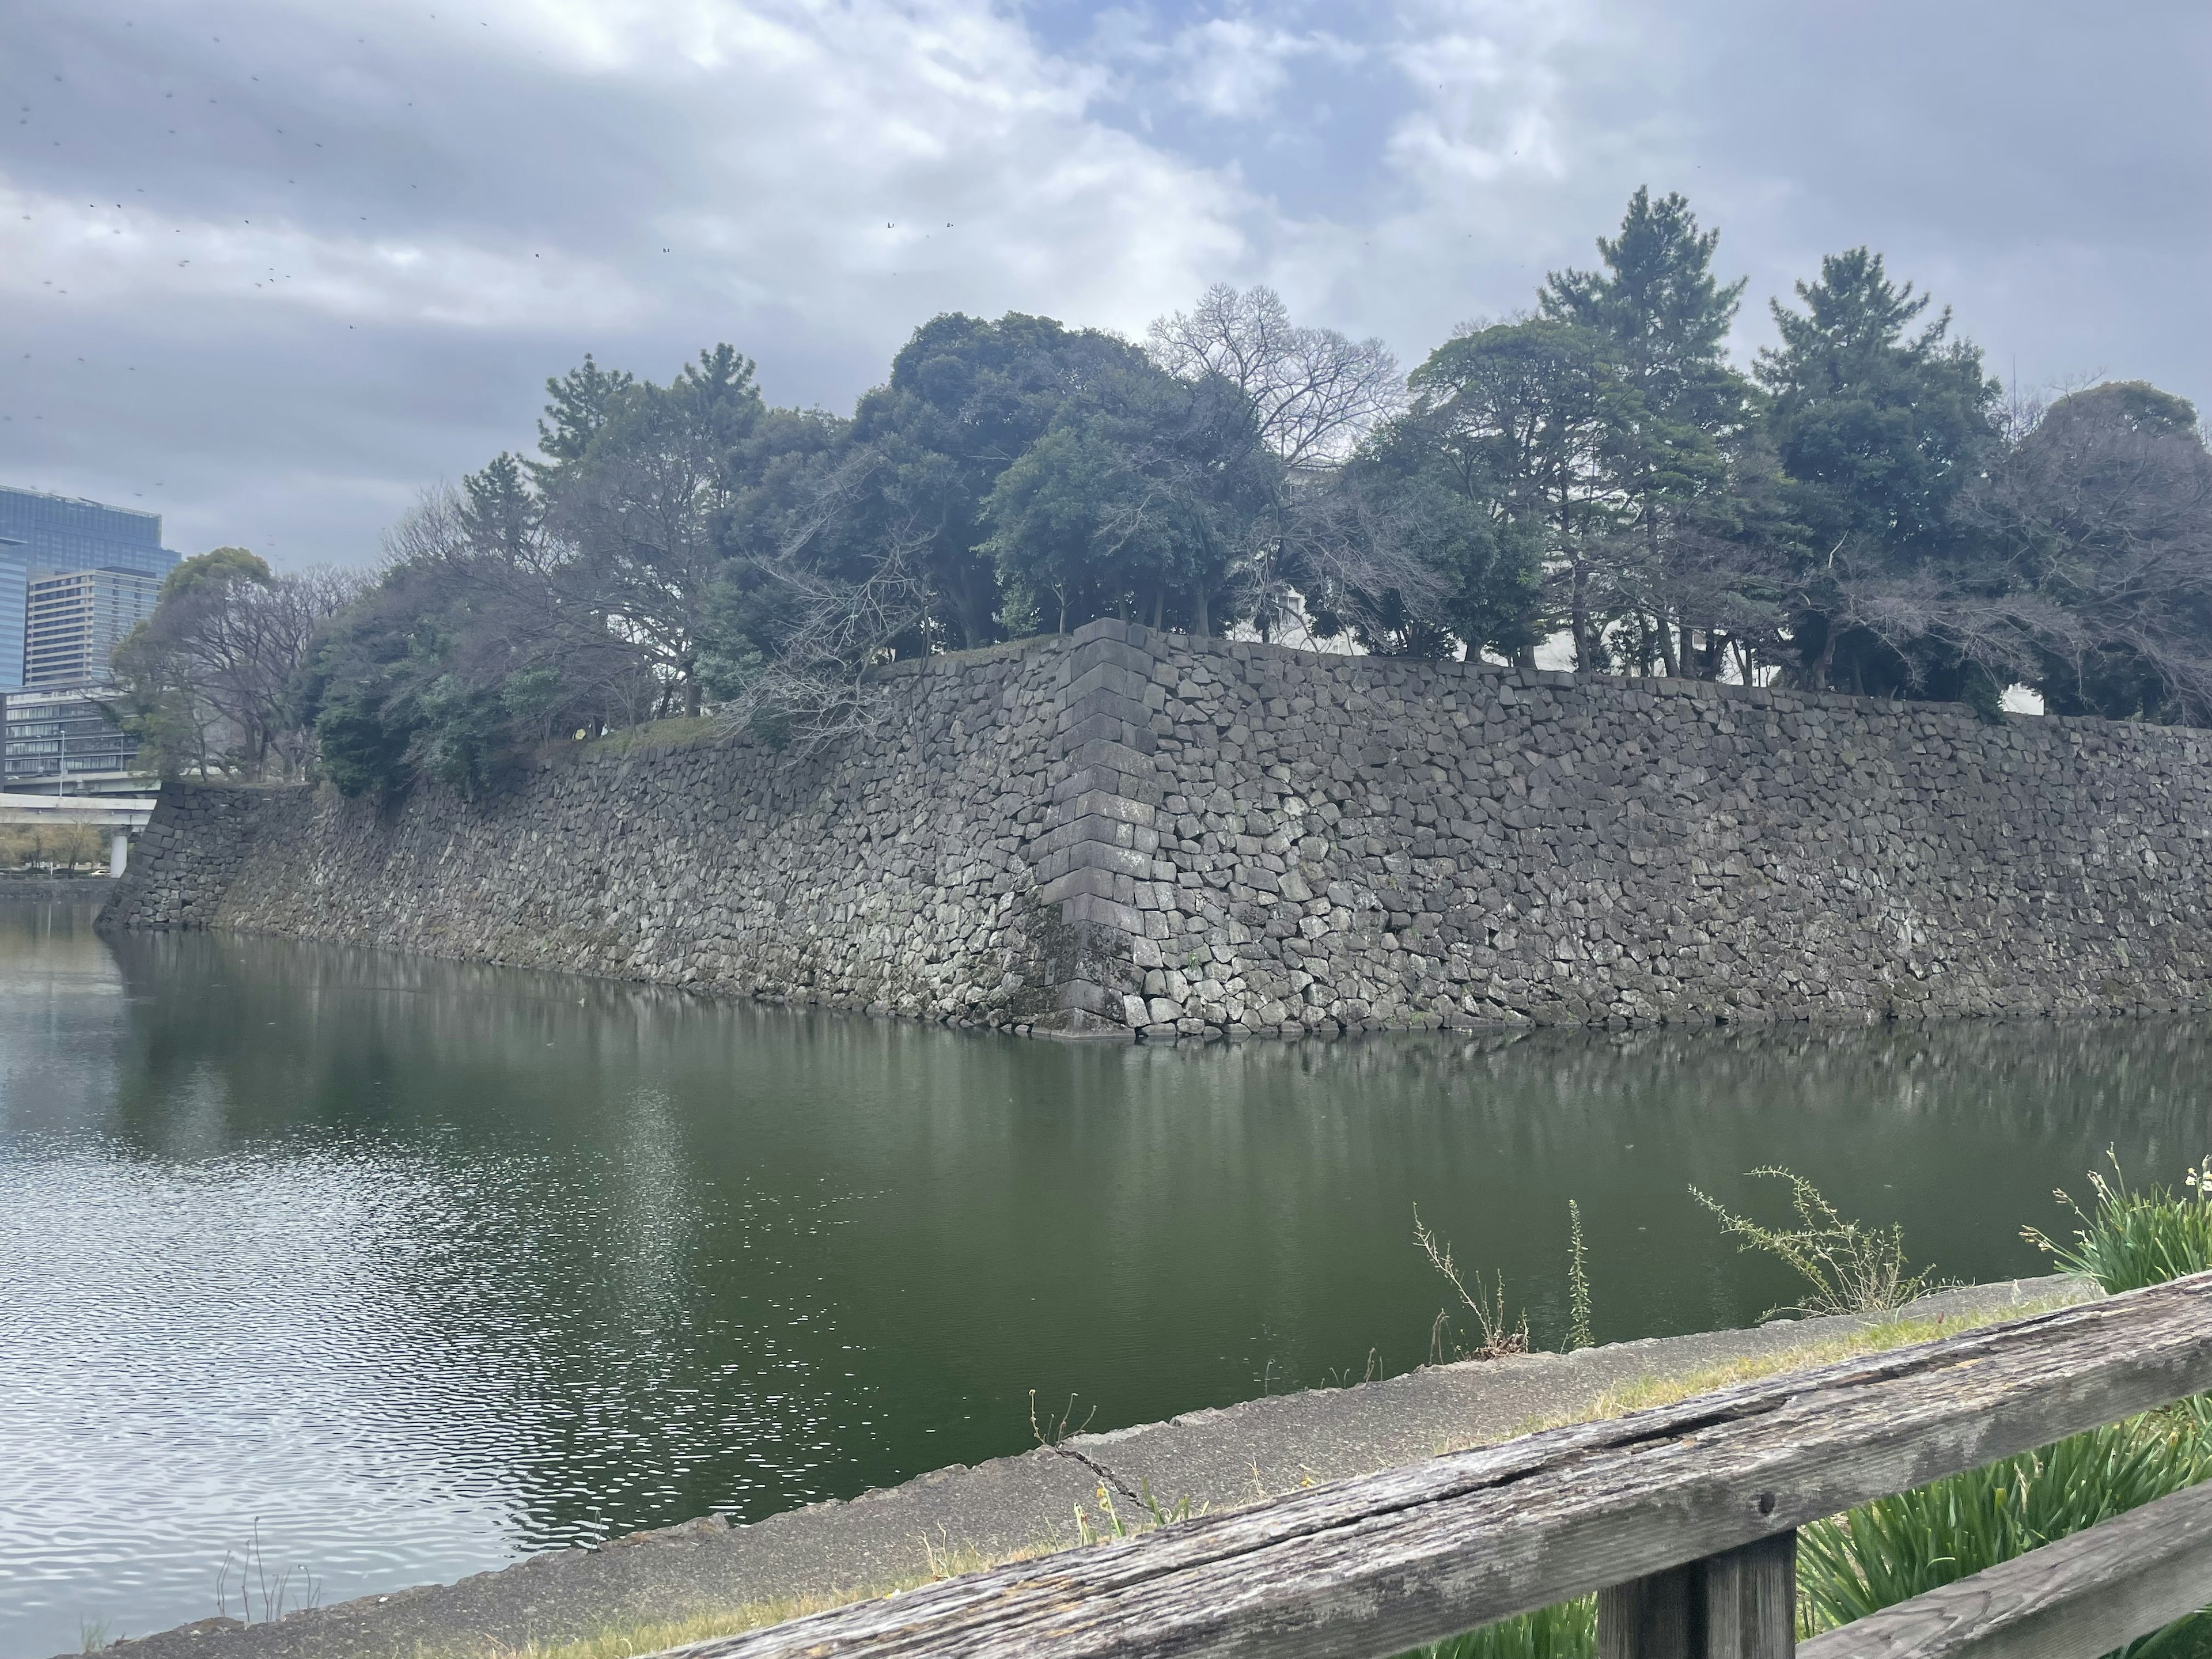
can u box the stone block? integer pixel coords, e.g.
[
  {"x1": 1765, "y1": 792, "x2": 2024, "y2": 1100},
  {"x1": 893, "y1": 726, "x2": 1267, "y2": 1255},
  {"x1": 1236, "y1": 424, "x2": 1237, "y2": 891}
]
[
  {"x1": 1055, "y1": 737, "x2": 1156, "y2": 777},
  {"x1": 1050, "y1": 764, "x2": 1161, "y2": 808},
  {"x1": 1065, "y1": 891, "x2": 1146, "y2": 934},
  {"x1": 1066, "y1": 660, "x2": 1153, "y2": 706},
  {"x1": 1054, "y1": 790, "x2": 1154, "y2": 828},
  {"x1": 1066, "y1": 636, "x2": 1153, "y2": 681},
  {"x1": 1059, "y1": 711, "x2": 1157, "y2": 753},
  {"x1": 1067, "y1": 616, "x2": 1137, "y2": 649}
]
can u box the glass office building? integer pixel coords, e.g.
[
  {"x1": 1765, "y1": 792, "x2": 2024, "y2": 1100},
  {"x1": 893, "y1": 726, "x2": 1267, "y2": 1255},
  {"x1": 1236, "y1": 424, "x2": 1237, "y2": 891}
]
[
  {"x1": 1, "y1": 689, "x2": 146, "y2": 794},
  {"x1": 0, "y1": 486, "x2": 180, "y2": 689},
  {"x1": 0, "y1": 540, "x2": 22, "y2": 691}
]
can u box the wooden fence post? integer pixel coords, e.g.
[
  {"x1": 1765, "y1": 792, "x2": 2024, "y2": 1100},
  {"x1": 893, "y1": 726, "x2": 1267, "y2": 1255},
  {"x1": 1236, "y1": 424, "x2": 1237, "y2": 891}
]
[{"x1": 1602, "y1": 1532, "x2": 1797, "y2": 1659}]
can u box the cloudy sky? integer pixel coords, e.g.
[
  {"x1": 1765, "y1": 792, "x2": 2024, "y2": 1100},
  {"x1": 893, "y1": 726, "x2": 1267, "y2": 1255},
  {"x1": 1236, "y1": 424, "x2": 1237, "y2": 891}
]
[{"x1": 5, "y1": 0, "x2": 2207, "y2": 567}]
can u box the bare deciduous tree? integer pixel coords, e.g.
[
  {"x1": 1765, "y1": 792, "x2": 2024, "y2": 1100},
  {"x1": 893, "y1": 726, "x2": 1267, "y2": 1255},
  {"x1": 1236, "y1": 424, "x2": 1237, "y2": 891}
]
[
  {"x1": 709, "y1": 452, "x2": 934, "y2": 758},
  {"x1": 110, "y1": 554, "x2": 364, "y2": 782},
  {"x1": 1969, "y1": 384, "x2": 2212, "y2": 718},
  {"x1": 1261, "y1": 475, "x2": 1453, "y2": 653},
  {"x1": 1148, "y1": 284, "x2": 1404, "y2": 469}
]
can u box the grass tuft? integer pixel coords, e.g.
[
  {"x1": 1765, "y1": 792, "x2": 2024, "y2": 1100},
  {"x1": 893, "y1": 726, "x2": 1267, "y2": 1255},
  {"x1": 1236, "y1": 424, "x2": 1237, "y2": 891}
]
[
  {"x1": 422, "y1": 1541, "x2": 1045, "y2": 1659},
  {"x1": 1415, "y1": 1206, "x2": 1529, "y2": 1361},
  {"x1": 1478, "y1": 1302, "x2": 2070, "y2": 1448},
  {"x1": 2024, "y1": 1151, "x2": 2212, "y2": 1294},
  {"x1": 578, "y1": 718, "x2": 722, "y2": 758}
]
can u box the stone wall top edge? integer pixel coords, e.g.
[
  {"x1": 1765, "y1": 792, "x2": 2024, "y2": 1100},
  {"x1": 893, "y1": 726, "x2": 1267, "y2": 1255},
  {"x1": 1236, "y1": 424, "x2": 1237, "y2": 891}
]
[
  {"x1": 873, "y1": 634, "x2": 1067, "y2": 679},
  {"x1": 162, "y1": 613, "x2": 2207, "y2": 833},
  {"x1": 1123, "y1": 627, "x2": 2205, "y2": 748},
  {"x1": 158, "y1": 778, "x2": 307, "y2": 796}
]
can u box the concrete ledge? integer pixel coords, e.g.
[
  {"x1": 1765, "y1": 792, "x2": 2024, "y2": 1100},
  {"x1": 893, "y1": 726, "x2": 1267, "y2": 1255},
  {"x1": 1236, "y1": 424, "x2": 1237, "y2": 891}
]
[{"x1": 93, "y1": 1277, "x2": 2094, "y2": 1659}]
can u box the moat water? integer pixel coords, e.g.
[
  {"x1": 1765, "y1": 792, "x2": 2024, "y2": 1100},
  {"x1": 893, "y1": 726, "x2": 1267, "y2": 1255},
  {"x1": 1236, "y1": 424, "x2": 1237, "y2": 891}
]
[{"x1": 3, "y1": 897, "x2": 2209, "y2": 1656}]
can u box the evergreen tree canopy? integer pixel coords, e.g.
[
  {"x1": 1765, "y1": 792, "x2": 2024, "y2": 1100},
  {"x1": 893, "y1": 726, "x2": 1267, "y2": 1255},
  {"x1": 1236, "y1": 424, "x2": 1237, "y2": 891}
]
[
  {"x1": 176, "y1": 188, "x2": 2212, "y2": 799},
  {"x1": 1758, "y1": 248, "x2": 2001, "y2": 560}
]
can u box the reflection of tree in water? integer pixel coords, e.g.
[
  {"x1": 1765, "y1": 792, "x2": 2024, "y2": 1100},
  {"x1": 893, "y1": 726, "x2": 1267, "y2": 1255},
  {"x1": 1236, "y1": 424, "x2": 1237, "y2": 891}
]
[
  {"x1": 1129, "y1": 1020, "x2": 2212, "y2": 1143},
  {"x1": 1110, "y1": 1018, "x2": 2212, "y2": 1349}
]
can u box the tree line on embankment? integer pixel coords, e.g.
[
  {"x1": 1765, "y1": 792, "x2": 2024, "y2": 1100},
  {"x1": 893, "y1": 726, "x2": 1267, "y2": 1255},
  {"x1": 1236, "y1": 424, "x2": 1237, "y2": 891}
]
[{"x1": 103, "y1": 188, "x2": 2212, "y2": 801}]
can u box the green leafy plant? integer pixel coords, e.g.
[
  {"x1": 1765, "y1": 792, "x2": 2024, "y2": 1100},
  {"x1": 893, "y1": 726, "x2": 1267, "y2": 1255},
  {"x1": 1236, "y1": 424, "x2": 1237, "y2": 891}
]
[
  {"x1": 2024, "y1": 1152, "x2": 2212, "y2": 1294},
  {"x1": 1798, "y1": 1410, "x2": 2210, "y2": 1633},
  {"x1": 1401, "y1": 1407, "x2": 2212, "y2": 1659},
  {"x1": 1415, "y1": 1596, "x2": 1596, "y2": 1659},
  {"x1": 1401, "y1": 1164, "x2": 2212, "y2": 1659},
  {"x1": 1691, "y1": 1167, "x2": 1937, "y2": 1317}
]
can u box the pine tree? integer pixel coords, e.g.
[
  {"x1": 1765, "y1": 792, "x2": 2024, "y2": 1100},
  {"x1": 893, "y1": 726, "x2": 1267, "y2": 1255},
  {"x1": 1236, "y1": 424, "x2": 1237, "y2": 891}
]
[
  {"x1": 1543, "y1": 188, "x2": 1757, "y2": 678},
  {"x1": 460, "y1": 453, "x2": 537, "y2": 559},
  {"x1": 1755, "y1": 249, "x2": 2001, "y2": 695},
  {"x1": 532, "y1": 353, "x2": 638, "y2": 479}
]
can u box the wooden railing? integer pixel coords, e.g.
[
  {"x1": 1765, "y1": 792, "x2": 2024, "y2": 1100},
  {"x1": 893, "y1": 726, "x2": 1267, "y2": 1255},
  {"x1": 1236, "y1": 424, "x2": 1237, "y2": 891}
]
[{"x1": 665, "y1": 1274, "x2": 2212, "y2": 1659}]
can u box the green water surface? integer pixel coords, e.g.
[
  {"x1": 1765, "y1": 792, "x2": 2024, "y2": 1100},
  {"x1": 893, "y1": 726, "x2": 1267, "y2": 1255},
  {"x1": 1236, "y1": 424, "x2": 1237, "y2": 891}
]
[{"x1": 3, "y1": 899, "x2": 2207, "y2": 1656}]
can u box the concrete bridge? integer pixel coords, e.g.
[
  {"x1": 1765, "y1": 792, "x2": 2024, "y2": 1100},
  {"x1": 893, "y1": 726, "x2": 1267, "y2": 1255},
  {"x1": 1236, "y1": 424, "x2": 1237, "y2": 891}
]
[{"x1": 0, "y1": 792, "x2": 156, "y2": 876}]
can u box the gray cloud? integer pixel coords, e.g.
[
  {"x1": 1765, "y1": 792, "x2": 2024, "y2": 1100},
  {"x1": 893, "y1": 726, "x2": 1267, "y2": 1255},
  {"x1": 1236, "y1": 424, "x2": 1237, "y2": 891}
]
[{"x1": 2, "y1": 0, "x2": 2205, "y2": 567}]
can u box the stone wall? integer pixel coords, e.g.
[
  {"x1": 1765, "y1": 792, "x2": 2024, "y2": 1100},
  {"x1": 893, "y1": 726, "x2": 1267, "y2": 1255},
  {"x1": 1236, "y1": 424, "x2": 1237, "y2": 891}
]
[
  {"x1": 103, "y1": 618, "x2": 2212, "y2": 1035},
  {"x1": 103, "y1": 784, "x2": 264, "y2": 931}
]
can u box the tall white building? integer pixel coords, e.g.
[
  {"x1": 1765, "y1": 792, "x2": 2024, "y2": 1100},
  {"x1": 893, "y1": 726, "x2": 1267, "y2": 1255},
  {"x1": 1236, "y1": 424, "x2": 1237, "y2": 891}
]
[{"x1": 25, "y1": 569, "x2": 164, "y2": 690}]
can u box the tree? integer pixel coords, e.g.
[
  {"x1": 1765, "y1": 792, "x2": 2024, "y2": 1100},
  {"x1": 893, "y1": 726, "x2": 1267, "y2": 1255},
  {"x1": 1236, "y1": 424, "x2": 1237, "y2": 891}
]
[
  {"x1": 110, "y1": 549, "x2": 359, "y2": 781},
  {"x1": 986, "y1": 408, "x2": 1199, "y2": 635},
  {"x1": 1755, "y1": 248, "x2": 2003, "y2": 696},
  {"x1": 698, "y1": 446, "x2": 935, "y2": 755},
  {"x1": 1408, "y1": 318, "x2": 1624, "y2": 668},
  {"x1": 531, "y1": 353, "x2": 637, "y2": 482},
  {"x1": 1146, "y1": 283, "x2": 1402, "y2": 471},
  {"x1": 849, "y1": 313, "x2": 1157, "y2": 647},
  {"x1": 1542, "y1": 188, "x2": 1764, "y2": 678},
  {"x1": 460, "y1": 451, "x2": 538, "y2": 560},
  {"x1": 1970, "y1": 382, "x2": 2212, "y2": 721},
  {"x1": 986, "y1": 353, "x2": 1278, "y2": 638},
  {"x1": 163, "y1": 544, "x2": 275, "y2": 599},
  {"x1": 301, "y1": 466, "x2": 660, "y2": 801},
  {"x1": 1334, "y1": 413, "x2": 1543, "y2": 662},
  {"x1": 1147, "y1": 284, "x2": 1410, "y2": 642},
  {"x1": 550, "y1": 345, "x2": 768, "y2": 718}
]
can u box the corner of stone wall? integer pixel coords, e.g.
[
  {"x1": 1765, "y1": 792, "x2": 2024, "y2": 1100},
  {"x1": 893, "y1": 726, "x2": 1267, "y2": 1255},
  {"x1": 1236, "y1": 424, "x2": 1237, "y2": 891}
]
[
  {"x1": 1028, "y1": 617, "x2": 1164, "y2": 1038},
  {"x1": 99, "y1": 781, "x2": 293, "y2": 932}
]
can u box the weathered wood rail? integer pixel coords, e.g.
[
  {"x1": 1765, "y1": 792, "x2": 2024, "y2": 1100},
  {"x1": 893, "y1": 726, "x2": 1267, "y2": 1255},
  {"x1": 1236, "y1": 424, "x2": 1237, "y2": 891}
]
[{"x1": 661, "y1": 1274, "x2": 2212, "y2": 1659}]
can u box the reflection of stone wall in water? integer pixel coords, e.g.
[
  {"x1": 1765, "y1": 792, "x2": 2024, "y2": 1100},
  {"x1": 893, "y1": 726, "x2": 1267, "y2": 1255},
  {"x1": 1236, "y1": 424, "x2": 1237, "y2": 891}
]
[{"x1": 100, "y1": 618, "x2": 2212, "y2": 1036}]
